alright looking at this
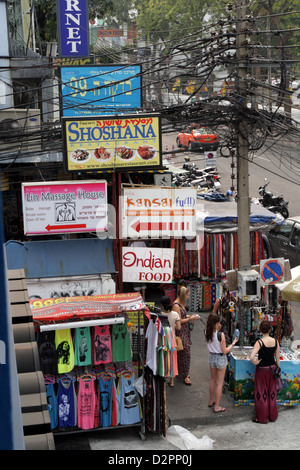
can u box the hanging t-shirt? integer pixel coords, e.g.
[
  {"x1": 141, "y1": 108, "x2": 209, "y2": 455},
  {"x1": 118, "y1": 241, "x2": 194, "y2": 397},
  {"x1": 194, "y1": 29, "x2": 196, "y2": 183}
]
[
  {"x1": 98, "y1": 375, "x2": 113, "y2": 428},
  {"x1": 77, "y1": 379, "x2": 96, "y2": 430},
  {"x1": 37, "y1": 331, "x2": 57, "y2": 375},
  {"x1": 58, "y1": 380, "x2": 77, "y2": 428},
  {"x1": 111, "y1": 322, "x2": 131, "y2": 363},
  {"x1": 145, "y1": 320, "x2": 158, "y2": 374},
  {"x1": 93, "y1": 325, "x2": 112, "y2": 365},
  {"x1": 118, "y1": 373, "x2": 141, "y2": 425},
  {"x1": 74, "y1": 327, "x2": 91, "y2": 366},
  {"x1": 45, "y1": 383, "x2": 58, "y2": 430},
  {"x1": 55, "y1": 329, "x2": 75, "y2": 374}
]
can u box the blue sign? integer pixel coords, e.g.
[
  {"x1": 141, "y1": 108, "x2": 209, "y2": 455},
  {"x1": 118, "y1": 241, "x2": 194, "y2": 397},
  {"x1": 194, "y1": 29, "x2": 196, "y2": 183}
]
[
  {"x1": 261, "y1": 259, "x2": 284, "y2": 284},
  {"x1": 57, "y1": 0, "x2": 90, "y2": 58},
  {"x1": 60, "y1": 65, "x2": 142, "y2": 116}
]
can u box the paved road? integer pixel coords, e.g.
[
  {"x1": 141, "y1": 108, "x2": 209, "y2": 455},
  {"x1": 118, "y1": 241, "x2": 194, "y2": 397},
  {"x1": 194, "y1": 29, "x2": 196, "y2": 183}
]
[{"x1": 162, "y1": 132, "x2": 299, "y2": 217}]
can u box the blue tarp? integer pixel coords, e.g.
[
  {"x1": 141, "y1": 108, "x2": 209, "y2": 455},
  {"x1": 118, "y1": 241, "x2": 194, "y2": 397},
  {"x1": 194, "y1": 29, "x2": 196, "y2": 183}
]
[{"x1": 5, "y1": 238, "x2": 115, "y2": 279}]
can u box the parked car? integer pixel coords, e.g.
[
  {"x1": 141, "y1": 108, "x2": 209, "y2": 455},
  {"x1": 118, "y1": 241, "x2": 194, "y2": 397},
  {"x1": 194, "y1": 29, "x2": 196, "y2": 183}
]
[
  {"x1": 176, "y1": 125, "x2": 219, "y2": 151},
  {"x1": 262, "y1": 216, "x2": 300, "y2": 268}
]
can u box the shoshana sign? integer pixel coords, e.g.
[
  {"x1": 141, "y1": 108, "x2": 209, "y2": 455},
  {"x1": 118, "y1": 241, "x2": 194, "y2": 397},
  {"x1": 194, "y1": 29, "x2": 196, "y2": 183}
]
[
  {"x1": 122, "y1": 247, "x2": 174, "y2": 284},
  {"x1": 57, "y1": 0, "x2": 90, "y2": 58}
]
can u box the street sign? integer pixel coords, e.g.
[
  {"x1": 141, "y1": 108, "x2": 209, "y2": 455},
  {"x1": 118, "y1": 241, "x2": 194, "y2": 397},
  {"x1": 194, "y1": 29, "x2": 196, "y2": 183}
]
[
  {"x1": 22, "y1": 180, "x2": 107, "y2": 235},
  {"x1": 260, "y1": 258, "x2": 285, "y2": 285},
  {"x1": 121, "y1": 186, "x2": 197, "y2": 239}
]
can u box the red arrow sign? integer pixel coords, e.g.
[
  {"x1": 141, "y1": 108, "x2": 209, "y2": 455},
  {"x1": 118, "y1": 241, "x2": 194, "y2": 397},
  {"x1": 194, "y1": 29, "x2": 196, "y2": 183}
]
[
  {"x1": 130, "y1": 220, "x2": 189, "y2": 233},
  {"x1": 46, "y1": 224, "x2": 87, "y2": 231}
]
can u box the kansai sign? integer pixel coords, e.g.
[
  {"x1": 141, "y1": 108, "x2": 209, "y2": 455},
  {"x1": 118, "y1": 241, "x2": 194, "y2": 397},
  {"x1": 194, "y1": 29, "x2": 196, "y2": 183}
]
[{"x1": 57, "y1": 0, "x2": 90, "y2": 58}]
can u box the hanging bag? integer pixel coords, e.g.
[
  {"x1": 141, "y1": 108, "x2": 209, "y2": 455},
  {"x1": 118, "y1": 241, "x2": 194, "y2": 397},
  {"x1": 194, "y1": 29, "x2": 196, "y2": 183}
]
[{"x1": 175, "y1": 336, "x2": 184, "y2": 351}]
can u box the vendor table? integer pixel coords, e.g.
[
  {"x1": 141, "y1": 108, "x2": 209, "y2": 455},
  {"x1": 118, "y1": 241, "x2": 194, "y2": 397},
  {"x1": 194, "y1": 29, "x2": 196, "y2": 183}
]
[{"x1": 229, "y1": 346, "x2": 300, "y2": 406}]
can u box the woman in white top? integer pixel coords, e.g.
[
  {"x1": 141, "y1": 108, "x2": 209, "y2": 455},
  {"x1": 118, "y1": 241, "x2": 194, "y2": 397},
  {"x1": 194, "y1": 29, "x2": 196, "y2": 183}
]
[
  {"x1": 205, "y1": 313, "x2": 238, "y2": 413},
  {"x1": 161, "y1": 296, "x2": 181, "y2": 387}
]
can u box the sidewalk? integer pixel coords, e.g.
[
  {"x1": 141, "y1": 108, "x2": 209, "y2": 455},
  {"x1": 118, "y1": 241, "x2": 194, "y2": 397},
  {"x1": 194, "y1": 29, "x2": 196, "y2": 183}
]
[{"x1": 166, "y1": 312, "x2": 253, "y2": 428}]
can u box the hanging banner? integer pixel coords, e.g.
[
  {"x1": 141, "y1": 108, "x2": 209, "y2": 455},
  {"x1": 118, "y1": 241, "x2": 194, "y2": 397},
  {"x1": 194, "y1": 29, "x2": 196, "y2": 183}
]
[
  {"x1": 122, "y1": 247, "x2": 175, "y2": 284},
  {"x1": 62, "y1": 114, "x2": 162, "y2": 172},
  {"x1": 60, "y1": 64, "x2": 142, "y2": 117},
  {"x1": 57, "y1": 0, "x2": 90, "y2": 58},
  {"x1": 30, "y1": 293, "x2": 145, "y2": 322},
  {"x1": 22, "y1": 180, "x2": 107, "y2": 235}
]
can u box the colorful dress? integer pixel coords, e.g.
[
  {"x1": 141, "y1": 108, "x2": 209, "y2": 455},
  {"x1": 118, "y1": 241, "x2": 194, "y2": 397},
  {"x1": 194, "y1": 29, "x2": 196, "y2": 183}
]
[{"x1": 173, "y1": 302, "x2": 191, "y2": 380}]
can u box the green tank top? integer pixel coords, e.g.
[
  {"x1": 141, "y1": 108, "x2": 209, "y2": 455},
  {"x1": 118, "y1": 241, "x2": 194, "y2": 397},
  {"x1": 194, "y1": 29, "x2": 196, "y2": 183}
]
[
  {"x1": 111, "y1": 322, "x2": 131, "y2": 363},
  {"x1": 74, "y1": 327, "x2": 91, "y2": 366}
]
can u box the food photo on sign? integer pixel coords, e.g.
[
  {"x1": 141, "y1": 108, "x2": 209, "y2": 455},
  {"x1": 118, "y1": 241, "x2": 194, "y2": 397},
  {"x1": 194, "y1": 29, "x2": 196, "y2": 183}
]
[{"x1": 62, "y1": 114, "x2": 162, "y2": 172}]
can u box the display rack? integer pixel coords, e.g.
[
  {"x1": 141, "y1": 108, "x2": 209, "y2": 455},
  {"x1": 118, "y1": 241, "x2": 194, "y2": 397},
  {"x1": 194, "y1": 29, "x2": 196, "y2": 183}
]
[{"x1": 31, "y1": 294, "x2": 147, "y2": 440}]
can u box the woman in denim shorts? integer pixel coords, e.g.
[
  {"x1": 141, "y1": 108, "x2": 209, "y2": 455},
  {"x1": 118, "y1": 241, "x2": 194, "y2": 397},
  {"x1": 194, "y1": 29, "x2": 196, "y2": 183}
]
[{"x1": 205, "y1": 314, "x2": 238, "y2": 413}]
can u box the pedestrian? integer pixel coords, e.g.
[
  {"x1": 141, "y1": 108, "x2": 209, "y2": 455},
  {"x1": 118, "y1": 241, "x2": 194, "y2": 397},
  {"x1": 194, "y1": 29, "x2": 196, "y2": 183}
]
[
  {"x1": 249, "y1": 320, "x2": 280, "y2": 424},
  {"x1": 205, "y1": 313, "x2": 238, "y2": 413},
  {"x1": 172, "y1": 286, "x2": 200, "y2": 386},
  {"x1": 161, "y1": 295, "x2": 181, "y2": 387}
]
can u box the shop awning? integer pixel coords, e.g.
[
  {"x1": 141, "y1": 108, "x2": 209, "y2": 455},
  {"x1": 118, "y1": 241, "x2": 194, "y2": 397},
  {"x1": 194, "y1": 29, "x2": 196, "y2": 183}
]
[
  {"x1": 276, "y1": 265, "x2": 300, "y2": 302},
  {"x1": 5, "y1": 238, "x2": 115, "y2": 278},
  {"x1": 30, "y1": 293, "x2": 146, "y2": 323},
  {"x1": 196, "y1": 199, "x2": 283, "y2": 233}
]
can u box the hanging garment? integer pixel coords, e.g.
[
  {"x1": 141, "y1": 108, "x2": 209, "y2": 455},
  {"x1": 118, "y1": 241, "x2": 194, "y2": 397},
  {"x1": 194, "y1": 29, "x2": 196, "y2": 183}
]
[
  {"x1": 37, "y1": 331, "x2": 57, "y2": 375},
  {"x1": 74, "y1": 327, "x2": 92, "y2": 366},
  {"x1": 111, "y1": 322, "x2": 131, "y2": 363},
  {"x1": 45, "y1": 383, "x2": 58, "y2": 430},
  {"x1": 77, "y1": 379, "x2": 96, "y2": 430},
  {"x1": 93, "y1": 325, "x2": 112, "y2": 365},
  {"x1": 55, "y1": 329, "x2": 75, "y2": 374},
  {"x1": 98, "y1": 375, "x2": 114, "y2": 428},
  {"x1": 57, "y1": 380, "x2": 77, "y2": 428},
  {"x1": 118, "y1": 373, "x2": 141, "y2": 425},
  {"x1": 145, "y1": 319, "x2": 158, "y2": 375}
]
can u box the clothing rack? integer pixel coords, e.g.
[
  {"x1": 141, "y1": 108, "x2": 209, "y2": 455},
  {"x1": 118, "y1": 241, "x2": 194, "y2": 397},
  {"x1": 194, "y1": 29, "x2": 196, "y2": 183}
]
[{"x1": 36, "y1": 308, "x2": 146, "y2": 440}]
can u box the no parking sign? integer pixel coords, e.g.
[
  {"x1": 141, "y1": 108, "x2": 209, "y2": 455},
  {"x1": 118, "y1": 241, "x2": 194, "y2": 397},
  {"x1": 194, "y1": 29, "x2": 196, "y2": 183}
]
[
  {"x1": 204, "y1": 151, "x2": 217, "y2": 168},
  {"x1": 260, "y1": 258, "x2": 285, "y2": 285}
]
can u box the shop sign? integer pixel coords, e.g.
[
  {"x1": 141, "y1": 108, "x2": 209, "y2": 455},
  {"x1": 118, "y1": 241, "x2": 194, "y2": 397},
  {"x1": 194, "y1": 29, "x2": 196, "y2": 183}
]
[
  {"x1": 30, "y1": 293, "x2": 145, "y2": 322},
  {"x1": 60, "y1": 64, "x2": 142, "y2": 117},
  {"x1": 57, "y1": 0, "x2": 90, "y2": 58},
  {"x1": 22, "y1": 180, "x2": 107, "y2": 235},
  {"x1": 122, "y1": 247, "x2": 174, "y2": 284},
  {"x1": 62, "y1": 114, "x2": 162, "y2": 172},
  {"x1": 121, "y1": 186, "x2": 197, "y2": 238}
]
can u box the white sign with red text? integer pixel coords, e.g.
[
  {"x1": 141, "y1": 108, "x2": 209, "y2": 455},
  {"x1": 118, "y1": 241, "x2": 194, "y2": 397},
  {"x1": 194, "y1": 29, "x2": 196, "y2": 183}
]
[
  {"x1": 121, "y1": 186, "x2": 197, "y2": 239},
  {"x1": 122, "y1": 247, "x2": 175, "y2": 284}
]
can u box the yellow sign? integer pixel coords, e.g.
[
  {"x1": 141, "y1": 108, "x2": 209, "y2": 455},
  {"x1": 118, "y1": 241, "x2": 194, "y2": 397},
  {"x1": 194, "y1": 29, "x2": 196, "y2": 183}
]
[
  {"x1": 172, "y1": 78, "x2": 180, "y2": 92},
  {"x1": 185, "y1": 80, "x2": 195, "y2": 94},
  {"x1": 63, "y1": 114, "x2": 162, "y2": 172}
]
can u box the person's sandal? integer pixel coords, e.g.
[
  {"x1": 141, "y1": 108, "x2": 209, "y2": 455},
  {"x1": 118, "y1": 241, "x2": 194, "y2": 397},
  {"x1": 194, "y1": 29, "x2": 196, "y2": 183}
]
[{"x1": 184, "y1": 377, "x2": 192, "y2": 385}]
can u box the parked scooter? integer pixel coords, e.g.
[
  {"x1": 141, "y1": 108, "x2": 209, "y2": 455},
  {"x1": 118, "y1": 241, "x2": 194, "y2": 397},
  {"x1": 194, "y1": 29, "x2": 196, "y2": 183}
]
[{"x1": 258, "y1": 178, "x2": 289, "y2": 218}]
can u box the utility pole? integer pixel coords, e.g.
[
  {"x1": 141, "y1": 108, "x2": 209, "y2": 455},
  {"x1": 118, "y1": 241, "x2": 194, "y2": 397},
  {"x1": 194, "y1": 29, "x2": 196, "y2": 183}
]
[{"x1": 236, "y1": 0, "x2": 251, "y2": 271}]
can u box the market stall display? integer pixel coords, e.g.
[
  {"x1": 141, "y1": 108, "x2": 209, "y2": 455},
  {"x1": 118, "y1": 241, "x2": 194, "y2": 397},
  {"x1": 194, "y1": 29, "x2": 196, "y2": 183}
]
[
  {"x1": 229, "y1": 346, "x2": 300, "y2": 406},
  {"x1": 31, "y1": 293, "x2": 148, "y2": 437}
]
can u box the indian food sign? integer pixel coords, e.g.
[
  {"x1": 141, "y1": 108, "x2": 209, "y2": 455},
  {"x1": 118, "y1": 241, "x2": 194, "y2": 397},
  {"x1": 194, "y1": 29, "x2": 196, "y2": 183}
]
[
  {"x1": 62, "y1": 114, "x2": 162, "y2": 172},
  {"x1": 122, "y1": 247, "x2": 175, "y2": 284}
]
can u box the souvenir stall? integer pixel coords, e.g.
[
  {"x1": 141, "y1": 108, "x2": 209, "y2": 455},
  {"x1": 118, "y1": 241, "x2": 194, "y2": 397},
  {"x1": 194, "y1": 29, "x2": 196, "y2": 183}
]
[
  {"x1": 31, "y1": 293, "x2": 149, "y2": 438},
  {"x1": 166, "y1": 199, "x2": 279, "y2": 314},
  {"x1": 228, "y1": 267, "x2": 300, "y2": 407}
]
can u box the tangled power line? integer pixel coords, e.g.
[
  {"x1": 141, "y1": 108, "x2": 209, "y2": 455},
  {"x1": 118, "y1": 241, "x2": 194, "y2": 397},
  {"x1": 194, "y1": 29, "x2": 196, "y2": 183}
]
[{"x1": 0, "y1": 1, "x2": 300, "y2": 187}]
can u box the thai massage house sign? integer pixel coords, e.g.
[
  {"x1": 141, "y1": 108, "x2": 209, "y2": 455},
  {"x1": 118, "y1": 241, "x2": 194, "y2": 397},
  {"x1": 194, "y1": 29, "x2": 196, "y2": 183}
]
[{"x1": 22, "y1": 180, "x2": 107, "y2": 235}]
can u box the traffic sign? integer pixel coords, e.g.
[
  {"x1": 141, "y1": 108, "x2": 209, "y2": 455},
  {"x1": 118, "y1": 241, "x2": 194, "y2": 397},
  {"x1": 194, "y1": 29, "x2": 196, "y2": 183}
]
[{"x1": 260, "y1": 258, "x2": 285, "y2": 284}]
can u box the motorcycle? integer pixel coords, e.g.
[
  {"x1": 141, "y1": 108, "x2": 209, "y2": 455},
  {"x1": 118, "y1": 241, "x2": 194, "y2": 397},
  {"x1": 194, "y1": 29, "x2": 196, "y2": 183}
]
[{"x1": 258, "y1": 179, "x2": 289, "y2": 218}]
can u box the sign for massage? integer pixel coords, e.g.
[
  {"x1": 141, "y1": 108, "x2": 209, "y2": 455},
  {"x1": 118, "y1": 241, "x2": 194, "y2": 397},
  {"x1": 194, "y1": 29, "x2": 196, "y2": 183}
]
[
  {"x1": 62, "y1": 114, "x2": 162, "y2": 172},
  {"x1": 121, "y1": 186, "x2": 197, "y2": 238},
  {"x1": 22, "y1": 180, "x2": 107, "y2": 235}
]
